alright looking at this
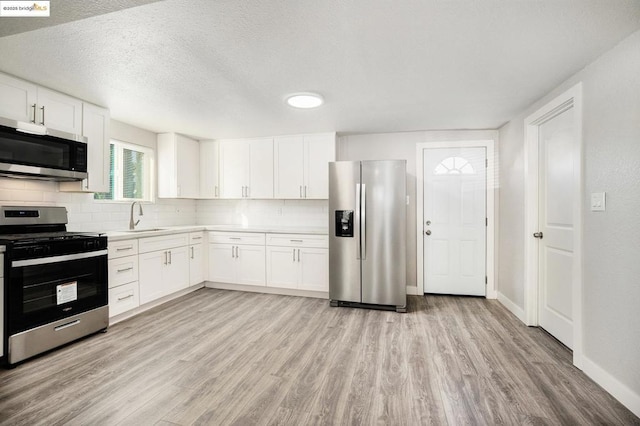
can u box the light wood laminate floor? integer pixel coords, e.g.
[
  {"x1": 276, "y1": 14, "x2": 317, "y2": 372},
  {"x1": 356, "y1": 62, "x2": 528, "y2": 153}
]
[{"x1": 0, "y1": 289, "x2": 637, "y2": 425}]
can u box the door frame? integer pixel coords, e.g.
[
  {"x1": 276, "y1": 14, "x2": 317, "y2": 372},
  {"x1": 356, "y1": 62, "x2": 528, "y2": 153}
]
[
  {"x1": 524, "y1": 83, "x2": 583, "y2": 368},
  {"x1": 416, "y1": 140, "x2": 496, "y2": 298}
]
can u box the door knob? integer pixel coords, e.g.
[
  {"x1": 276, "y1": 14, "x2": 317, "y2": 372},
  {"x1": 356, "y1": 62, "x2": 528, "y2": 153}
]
[
  {"x1": 425, "y1": 230, "x2": 431, "y2": 236},
  {"x1": 426, "y1": 220, "x2": 431, "y2": 226},
  {"x1": 533, "y1": 232, "x2": 543, "y2": 239}
]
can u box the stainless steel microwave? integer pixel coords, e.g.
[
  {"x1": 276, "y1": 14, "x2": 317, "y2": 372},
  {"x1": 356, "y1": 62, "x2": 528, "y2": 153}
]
[{"x1": 0, "y1": 117, "x2": 88, "y2": 181}]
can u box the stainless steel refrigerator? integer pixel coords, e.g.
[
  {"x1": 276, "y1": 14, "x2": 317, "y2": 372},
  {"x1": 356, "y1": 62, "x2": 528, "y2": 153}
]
[{"x1": 328, "y1": 160, "x2": 407, "y2": 312}]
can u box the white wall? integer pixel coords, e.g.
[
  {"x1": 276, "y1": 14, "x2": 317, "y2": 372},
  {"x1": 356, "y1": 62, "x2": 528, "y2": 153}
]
[
  {"x1": 338, "y1": 130, "x2": 498, "y2": 290},
  {"x1": 498, "y1": 28, "x2": 640, "y2": 414},
  {"x1": 0, "y1": 120, "x2": 196, "y2": 231}
]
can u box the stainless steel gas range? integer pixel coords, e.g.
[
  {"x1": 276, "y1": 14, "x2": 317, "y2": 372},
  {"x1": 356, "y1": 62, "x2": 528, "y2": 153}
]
[{"x1": 0, "y1": 206, "x2": 108, "y2": 366}]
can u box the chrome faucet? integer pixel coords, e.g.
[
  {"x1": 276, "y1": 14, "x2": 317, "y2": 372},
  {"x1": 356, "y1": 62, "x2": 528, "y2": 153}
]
[{"x1": 129, "y1": 201, "x2": 144, "y2": 230}]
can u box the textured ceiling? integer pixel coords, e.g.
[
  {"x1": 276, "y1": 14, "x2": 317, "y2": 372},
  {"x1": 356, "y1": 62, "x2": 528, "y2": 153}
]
[{"x1": 0, "y1": 0, "x2": 639, "y2": 140}]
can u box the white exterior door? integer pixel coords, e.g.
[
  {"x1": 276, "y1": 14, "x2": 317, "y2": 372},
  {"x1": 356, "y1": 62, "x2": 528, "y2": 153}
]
[
  {"x1": 537, "y1": 107, "x2": 576, "y2": 349},
  {"x1": 423, "y1": 147, "x2": 486, "y2": 296}
]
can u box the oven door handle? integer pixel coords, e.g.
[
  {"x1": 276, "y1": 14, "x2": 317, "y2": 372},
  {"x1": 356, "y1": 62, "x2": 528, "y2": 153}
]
[{"x1": 12, "y1": 249, "x2": 108, "y2": 268}]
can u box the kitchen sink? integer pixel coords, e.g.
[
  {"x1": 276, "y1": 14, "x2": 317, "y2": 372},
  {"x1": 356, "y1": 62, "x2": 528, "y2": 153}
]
[{"x1": 123, "y1": 228, "x2": 165, "y2": 233}]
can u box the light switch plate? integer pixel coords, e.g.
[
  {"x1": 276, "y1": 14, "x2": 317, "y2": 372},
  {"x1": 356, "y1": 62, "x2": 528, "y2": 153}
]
[{"x1": 591, "y1": 192, "x2": 606, "y2": 212}]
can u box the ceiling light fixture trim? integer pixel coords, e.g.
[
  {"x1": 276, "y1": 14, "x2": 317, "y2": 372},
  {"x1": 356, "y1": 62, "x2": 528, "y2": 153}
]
[{"x1": 285, "y1": 92, "x2": 324, "y2": 109}]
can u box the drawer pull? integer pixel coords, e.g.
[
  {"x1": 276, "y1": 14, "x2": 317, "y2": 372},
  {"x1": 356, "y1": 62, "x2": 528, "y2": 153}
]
[
  {"x1": 117, "y1": 267, "x2": 134, "y2": 273},
  {"x1": 116, "y1": 246, "x2": 134, "y2": 251},
  {"x1": 192, "y1": 236, "x2": 203, "y2": 240},
  {"x1": 290, "y1": 239, "x2": 303, "y2": 242},
  {"x1": 54, "y1": 319, "x2": 80, "y2": 331},
  {"x1": 229, "y1": 237, "x2": 241, "y2": 240},
  {"x1": 117, "y1": 294, "x2": 134, "y2": 301}
]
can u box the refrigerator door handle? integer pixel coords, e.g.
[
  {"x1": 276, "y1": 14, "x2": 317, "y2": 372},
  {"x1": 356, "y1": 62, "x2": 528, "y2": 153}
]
[
  {"x1": 361, "y1": 183, "x2": 366, "y2": 260},
  {"x1": 355, "y1": 183, "x2": 361, "y2": 260}
]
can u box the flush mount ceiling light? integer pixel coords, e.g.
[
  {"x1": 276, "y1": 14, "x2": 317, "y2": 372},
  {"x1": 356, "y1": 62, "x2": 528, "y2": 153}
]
[{"x1": 285, "y1": 92, "x2": 324, "y2": 109}]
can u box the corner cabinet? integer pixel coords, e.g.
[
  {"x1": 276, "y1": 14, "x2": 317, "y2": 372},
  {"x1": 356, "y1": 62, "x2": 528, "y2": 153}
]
[
  {"x1": 59, "y1": 103, "x2": 110, "y2": 193},
  {"x1": 274, "y1": 133, "x2": 335, "y2": 199},
  {"x1": 200, "y1": 140, "x2": 220, "y2": 199},
  {"x1": 138, "y1": 233, "x2": 190, "y2": 304},
  {"x1": 157, "y1": 133, "x2": 200, "y2": 198},
  {"x1": 208, "y1": 232, "x2": 266, "y2": 285},
  {"x1": 219, "y1": 138, "x2": 273, "y2": 199},
  {"x1": 266, "y1": 234, "x2": 328, "y2": 292},
  {"x1": 189, "y1": 232, "x2": 205, "y2": 286}
]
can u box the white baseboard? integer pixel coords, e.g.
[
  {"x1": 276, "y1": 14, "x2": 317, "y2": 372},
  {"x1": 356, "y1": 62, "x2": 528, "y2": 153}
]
[
  {"x1": 406, "y1": 286, "x2": 420, "y2": 296},
  {"x1": 497, "y1": 291, "x2": 526, "y2": 323},
  {"x1": 581, "y1": 356, "x2": 640, "y2": 418}
]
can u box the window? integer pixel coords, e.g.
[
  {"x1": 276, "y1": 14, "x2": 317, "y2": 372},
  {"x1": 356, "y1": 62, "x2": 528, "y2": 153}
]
[
  {"x1": 434, "y1": 156, "x2": 475, "y2": 175},
  {"x1": 94, "y1": 140, "x2": 154, "y2": 202}
]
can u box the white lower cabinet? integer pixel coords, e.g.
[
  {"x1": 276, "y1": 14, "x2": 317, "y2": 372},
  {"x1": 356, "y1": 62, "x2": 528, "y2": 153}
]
[
  {"x1": 108, "y1": 239, "x2": 139, "y2": 318},
  {"x1": 138, "y1": 233, "x2": 190, "y2": 305},
  {"x1": 266, "y1": 234, "x2": 328, "y2": 292},
  {"x1": 108, "y1": 282, "x2": 140, "y2": 317},
  {"x1": 189, "y1": 232, "x2": 205, "y2": 286},
  {"x1": 208, "y1": 232, "x2": 266, "y2": 286}
]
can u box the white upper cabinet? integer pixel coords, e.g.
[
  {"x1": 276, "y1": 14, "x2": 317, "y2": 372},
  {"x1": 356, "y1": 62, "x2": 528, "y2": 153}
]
[
  {"x1": 0, "y1": 73, "x2": 37, "y2": 123},
  {"x1": 219, "y1": 137, "x2": 273, "y2": 199},
  {"x1": 0, "y1": 73, "x2": 82, "y2": 134},
  {"x1": 36, "y1": 87, "x2": 83, "y2": 135},
  {"x1": 59, "y1": 103, "x2": 110, "y2": 193},
  {"x1": 200, "y1": 140, "x2": 220, "y2": 199},
  {"x1": 274, "y1": 132, "x2": 335, "y2": 199},
  {"x1": 157, "y1": 133, "x2": 200, "y2": 198}
]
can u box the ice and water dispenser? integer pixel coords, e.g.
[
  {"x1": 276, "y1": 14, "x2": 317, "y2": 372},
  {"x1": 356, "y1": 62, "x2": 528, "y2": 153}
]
[{"x1": 334, "y1": 210, "x2": 354, "y2": 237}]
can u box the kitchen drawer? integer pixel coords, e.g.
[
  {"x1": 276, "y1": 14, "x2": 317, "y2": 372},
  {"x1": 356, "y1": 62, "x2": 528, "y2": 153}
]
[
  {"x1": 108, "y1": 281, "x2": 140, "y2": 317},
  {"x1": 266, "y1": 233, "x2": 328, "y2": 248},
  {"x1": 189, "y1": 231, "x2": 205, "y2": 245},
  {"x1": 108, "y1": 239, "x2": 139, "y2": 259},
  {"x1": 108, "y1": 255, "x2": 139, "y2": 289},
  {"x1": 208, "y1": 232, "x2": 265, "y2": 245},
  {"x1": 139, "y1": 233, "x2": 189, "y2": 253}
]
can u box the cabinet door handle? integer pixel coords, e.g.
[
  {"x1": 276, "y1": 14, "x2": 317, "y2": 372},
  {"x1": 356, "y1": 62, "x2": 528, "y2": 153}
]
[
  {"x1": 231, "y1": 246, "x2": 235, "y2": 258},
  {"x1": 117, "y1": 267, "x2": 133, "y2": 273},
  {"x1": 40, "y1": 105, "x2": 45, "y2": 125},
  {"x1": 304, "y1": 186, "x2": 307, "y2": 198},
  {"x1": 190, "y1": 246, "x2": 194, "y2": 259},
  {"x1": 298, "y1": 249, "x2": 301, "y2": 262},
  {"x1": 168, "y1": 250, "x2": 172, "y2": 265},
  {"x1": 293, "y1": 248, "x2": 296, "y2": 262},
  {"x1": 235, "y1": 246, "x2": 239, "y2": 258},
  {"x1": 31, "y1": 104, "x2": 36, "y2": 123},
  {"x1": 246, "y1": 186, "x2": 250, "y2": 198},
  {"x1": 164, "y1": 251, "x2": 168, "y2": 265}
]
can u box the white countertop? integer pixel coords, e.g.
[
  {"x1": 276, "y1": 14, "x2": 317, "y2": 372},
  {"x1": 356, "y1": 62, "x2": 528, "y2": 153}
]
[{"x1": 104, "y1": 224, "x2": 328, "y2": 241}]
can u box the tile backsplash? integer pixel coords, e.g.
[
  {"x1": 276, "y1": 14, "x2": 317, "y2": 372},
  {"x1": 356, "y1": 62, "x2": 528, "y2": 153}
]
[
  {"x1": 0, "y1": 178, "x2": 327, "y2": 231},
  {"x1": 0, "y1": 178, "x2": 197, "y2": 232},
  {"x1": 196, "y1": 199, "x2": 328, "y2": 228}
]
